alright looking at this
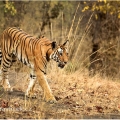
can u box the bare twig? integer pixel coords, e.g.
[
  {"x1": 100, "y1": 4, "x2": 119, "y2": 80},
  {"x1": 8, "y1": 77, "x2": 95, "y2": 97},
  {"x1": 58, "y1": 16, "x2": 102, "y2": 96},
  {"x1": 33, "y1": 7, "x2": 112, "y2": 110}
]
[
  {"x1": 73, "y1": 12, "x2": 94, "y2": 60},
  {"x1": 69, "y1": 15, "x2": 84, "y2": 53},
  {"x1": 67, "y1": 2, "x2": 80, "y2": 40}
]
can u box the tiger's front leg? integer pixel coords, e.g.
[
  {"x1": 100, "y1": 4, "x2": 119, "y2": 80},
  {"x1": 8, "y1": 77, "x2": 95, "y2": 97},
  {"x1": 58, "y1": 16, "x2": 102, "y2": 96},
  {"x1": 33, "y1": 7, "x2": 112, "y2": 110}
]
[
  {"x1": 36, "y1": 70, "x2": 56, "y2": 103},
  {"x1": 25, "y1": 69, "x2": 37, "y2": 98}
]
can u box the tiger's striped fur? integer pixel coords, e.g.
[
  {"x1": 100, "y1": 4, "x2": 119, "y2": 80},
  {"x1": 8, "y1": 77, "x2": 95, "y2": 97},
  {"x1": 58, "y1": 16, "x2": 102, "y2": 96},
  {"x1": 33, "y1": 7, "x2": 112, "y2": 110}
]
[{"x1": 0, "y1": 27, "x2": 69, "y2": 103}]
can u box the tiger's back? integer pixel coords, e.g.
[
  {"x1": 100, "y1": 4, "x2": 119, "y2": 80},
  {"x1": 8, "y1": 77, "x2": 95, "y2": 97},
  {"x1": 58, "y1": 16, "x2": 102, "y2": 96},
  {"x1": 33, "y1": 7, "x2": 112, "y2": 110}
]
[{"x1": 1, "y1": 27, "x2": 53, "y2": 70}]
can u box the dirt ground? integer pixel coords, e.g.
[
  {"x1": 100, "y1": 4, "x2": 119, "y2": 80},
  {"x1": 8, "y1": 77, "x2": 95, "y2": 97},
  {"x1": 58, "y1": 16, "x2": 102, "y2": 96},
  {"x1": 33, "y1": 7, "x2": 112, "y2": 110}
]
[{"x1": 0, "y1": 69, "x2": 120, "y2": 119}]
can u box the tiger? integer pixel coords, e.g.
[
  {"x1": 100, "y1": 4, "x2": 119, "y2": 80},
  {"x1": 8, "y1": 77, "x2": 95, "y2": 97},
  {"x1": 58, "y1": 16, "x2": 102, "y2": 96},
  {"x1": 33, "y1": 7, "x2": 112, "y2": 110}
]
[{"x1": 0, "y1": 27, "x2": 69, "y2": 103}]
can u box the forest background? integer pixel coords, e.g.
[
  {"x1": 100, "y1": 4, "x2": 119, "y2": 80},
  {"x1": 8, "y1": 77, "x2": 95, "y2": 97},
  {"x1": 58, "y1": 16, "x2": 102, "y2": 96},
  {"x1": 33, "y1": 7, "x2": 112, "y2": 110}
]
[{"x1": 0, "y1": 0, "x2": 120, "y2": 78}]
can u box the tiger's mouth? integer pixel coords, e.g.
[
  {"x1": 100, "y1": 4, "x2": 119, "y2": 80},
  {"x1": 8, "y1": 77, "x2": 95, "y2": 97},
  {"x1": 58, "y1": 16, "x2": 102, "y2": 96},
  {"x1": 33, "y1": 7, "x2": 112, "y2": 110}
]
[{"x1": 58, "y1": 63, "x2": 65, "y2": 68}]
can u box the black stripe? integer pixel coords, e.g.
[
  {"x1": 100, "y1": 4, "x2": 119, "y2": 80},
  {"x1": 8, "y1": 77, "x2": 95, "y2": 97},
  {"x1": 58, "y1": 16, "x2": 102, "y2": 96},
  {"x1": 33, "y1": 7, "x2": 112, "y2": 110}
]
[
  {"x1": 46, "y1": 47, "x2": 52, "y2": 61},
  {"x1": 39, "y1": 45, "x2": 47, "y2": 68},
  {"x1": 24, "y1": 35, "x2": 33, "y2": 39},
  {"x1": 3, "y1": 69, "x2": 7, "y2": 72},
  {"x1": 17, "y1": 32, "x2": 25, "y2": 39},
  {"x1": 12, "y1": 30, "x2": 21, "y2": 40},
  {"x1": 3, "y1": 58, "x2": 11, "y2": 66},
  {"x1": 6, "y1": 57, "x2": 12, "y2": 63},
  {"x1": 12, "y1": 31, "x2": 24, "y2": 50},
  {"x1": 7, "y1": 28, "x2": 15, "y2": 35},
  {"x1": 38, "y1": 66, "x2": 46, "y2": 74},
  {"x1": 25, "y1": 48, "x2": 29, "y2": 65},
  {"x1": 23, "y1": 59, "x2": 27, "y2": 65},
  {"x1": 28, "y1": 38, "x2": 32, "y2": 46},
  {"x1": 28, "y1": 38, "x2": 33, "y2": 53},
  {"x1": 19, "y1": 34, "x2": 28, "y2": 40},
  {"x1": 15, "y1": 38, "x2": 21, "y2": 48},
  {"x1": 16, "y1": 46, "x2": 18, "y2": 55},
  {"x1": 9, "y1": 29, "x2": 17, "y2": 36},
  {"x1": 22, "y1": 36, "x2": 32, "y2": 51},
  {"x1": 30, "y1": 74, "x2": 36, "y2": 78},
  {"x1": 34, "y1": 39, "x2": 39, "y2": 47},
  {"x1": 32, "y1": 39, "x2": 39, "y2": 50},
  {"x1": 20, "y1": 44, "x2": 22, "y2": 62},
  {"x1": 3, "y1": 63, "x2": 10, "y2": 68},
  {"x1": 24, "y1": 35, "x2": 33, "y2": 40},
  {"x1": 12, "y1": 59, "x2": 16, "y2": 62}
]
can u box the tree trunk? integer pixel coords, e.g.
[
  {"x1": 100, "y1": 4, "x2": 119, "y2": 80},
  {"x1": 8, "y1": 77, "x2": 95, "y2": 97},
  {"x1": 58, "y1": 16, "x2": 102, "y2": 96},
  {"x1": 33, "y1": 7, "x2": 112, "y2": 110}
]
[{"x1": 89, "y1": 12, "x2": 103, "y2": 76}]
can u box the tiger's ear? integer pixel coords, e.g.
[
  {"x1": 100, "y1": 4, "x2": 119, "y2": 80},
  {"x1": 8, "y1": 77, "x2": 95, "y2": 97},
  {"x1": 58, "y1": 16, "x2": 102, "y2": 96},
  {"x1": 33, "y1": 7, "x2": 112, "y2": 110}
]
[
  {"x1": 51, "y1": 41, "x2": 56, "y2": 50},
  {"x1": 63, "y1": 40, "x2": 69, "y2": 46}
]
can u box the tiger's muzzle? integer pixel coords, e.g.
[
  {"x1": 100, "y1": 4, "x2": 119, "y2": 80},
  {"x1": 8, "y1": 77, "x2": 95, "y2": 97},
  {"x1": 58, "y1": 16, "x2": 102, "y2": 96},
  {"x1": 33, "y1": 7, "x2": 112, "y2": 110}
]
[{"x1": 58, "y1": 62, "x2": 67, "y2": 68}]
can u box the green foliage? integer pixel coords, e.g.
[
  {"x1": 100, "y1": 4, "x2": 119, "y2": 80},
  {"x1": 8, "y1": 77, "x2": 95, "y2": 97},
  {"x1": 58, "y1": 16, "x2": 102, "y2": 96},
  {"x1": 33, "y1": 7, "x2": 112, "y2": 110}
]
[
  {"x1": 4, "y1": 1, "x2": 16, "y2": 15},
  {"x1": 82, "y1": 1, "x2": 120, "y2": 19}
]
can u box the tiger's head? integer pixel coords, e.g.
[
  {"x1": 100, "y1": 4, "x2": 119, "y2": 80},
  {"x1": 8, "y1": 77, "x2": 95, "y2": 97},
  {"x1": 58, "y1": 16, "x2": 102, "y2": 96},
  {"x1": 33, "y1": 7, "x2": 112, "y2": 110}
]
[{"x1": 50, "y1": 40, "x2": 69, "y2": 68}]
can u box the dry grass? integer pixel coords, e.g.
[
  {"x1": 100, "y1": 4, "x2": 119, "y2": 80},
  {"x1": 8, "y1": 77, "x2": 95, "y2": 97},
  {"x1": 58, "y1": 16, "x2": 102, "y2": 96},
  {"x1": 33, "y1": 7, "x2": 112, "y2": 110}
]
[{"x1": 0, "y1": 65, "x2": 120, "y2": 119}]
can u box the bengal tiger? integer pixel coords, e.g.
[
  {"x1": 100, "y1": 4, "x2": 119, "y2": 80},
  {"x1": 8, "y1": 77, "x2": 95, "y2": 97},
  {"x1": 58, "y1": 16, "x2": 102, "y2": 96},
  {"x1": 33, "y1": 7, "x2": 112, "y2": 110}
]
[{"x1": 0, "y1": 27, "x2": 69, "y2": 103}]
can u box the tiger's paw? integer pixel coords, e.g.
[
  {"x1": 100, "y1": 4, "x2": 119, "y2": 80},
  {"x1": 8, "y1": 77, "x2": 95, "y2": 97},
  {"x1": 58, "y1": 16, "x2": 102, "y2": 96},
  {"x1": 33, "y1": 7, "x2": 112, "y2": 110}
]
[
  {"x1": 44, "y1": 96, "x2": 57, "y2": 104},
  {"x1": 3, "y1": 86, "x2": 13, "y2": 92},
  {"x1": 1, "y1": 80, "x2": 12, "y2": 92},
  {"x1": 27, "y1": 94, "x2": 37, "y2": 99},
  {"x1": 47, "y1": 99, "x2": 57, "y2": 104},
  {"x1": 25, "y1": 91, "x2": 37, "y2": 99},
  {"x1": 4, "y1": 87, "x2": 13, "y2": 92}
]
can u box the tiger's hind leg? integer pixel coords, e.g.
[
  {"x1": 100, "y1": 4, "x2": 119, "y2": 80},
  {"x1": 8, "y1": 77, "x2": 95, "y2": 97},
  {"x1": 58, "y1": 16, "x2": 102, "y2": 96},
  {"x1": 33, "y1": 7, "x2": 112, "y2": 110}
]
[
  {"x1": 25, "y1": 69, "x2": 37, "y2": 98},
  {"x1": 0, "y1": 54, "x2": 13, "y2": 91}
]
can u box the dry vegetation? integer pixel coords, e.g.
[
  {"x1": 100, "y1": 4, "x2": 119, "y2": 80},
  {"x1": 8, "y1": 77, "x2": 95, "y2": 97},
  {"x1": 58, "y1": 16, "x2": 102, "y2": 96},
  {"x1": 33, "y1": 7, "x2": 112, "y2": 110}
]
[{"x1": 0, "y1": 65, "x2": 120, "y2": 119}]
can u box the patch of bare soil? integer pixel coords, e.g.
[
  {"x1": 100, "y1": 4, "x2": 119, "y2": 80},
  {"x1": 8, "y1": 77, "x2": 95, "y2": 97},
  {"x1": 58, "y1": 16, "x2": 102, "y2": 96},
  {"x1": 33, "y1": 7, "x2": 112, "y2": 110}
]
[{"x1": 0, "y1": 70, "x2": 120, "y2": 119}]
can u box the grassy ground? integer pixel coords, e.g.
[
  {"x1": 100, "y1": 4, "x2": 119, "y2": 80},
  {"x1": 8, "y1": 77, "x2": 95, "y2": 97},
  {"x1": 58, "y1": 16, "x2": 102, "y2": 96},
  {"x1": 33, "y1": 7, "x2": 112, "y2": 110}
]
[{"x1": 0, "y1": 66, "x2": 120, "y2": 119}]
